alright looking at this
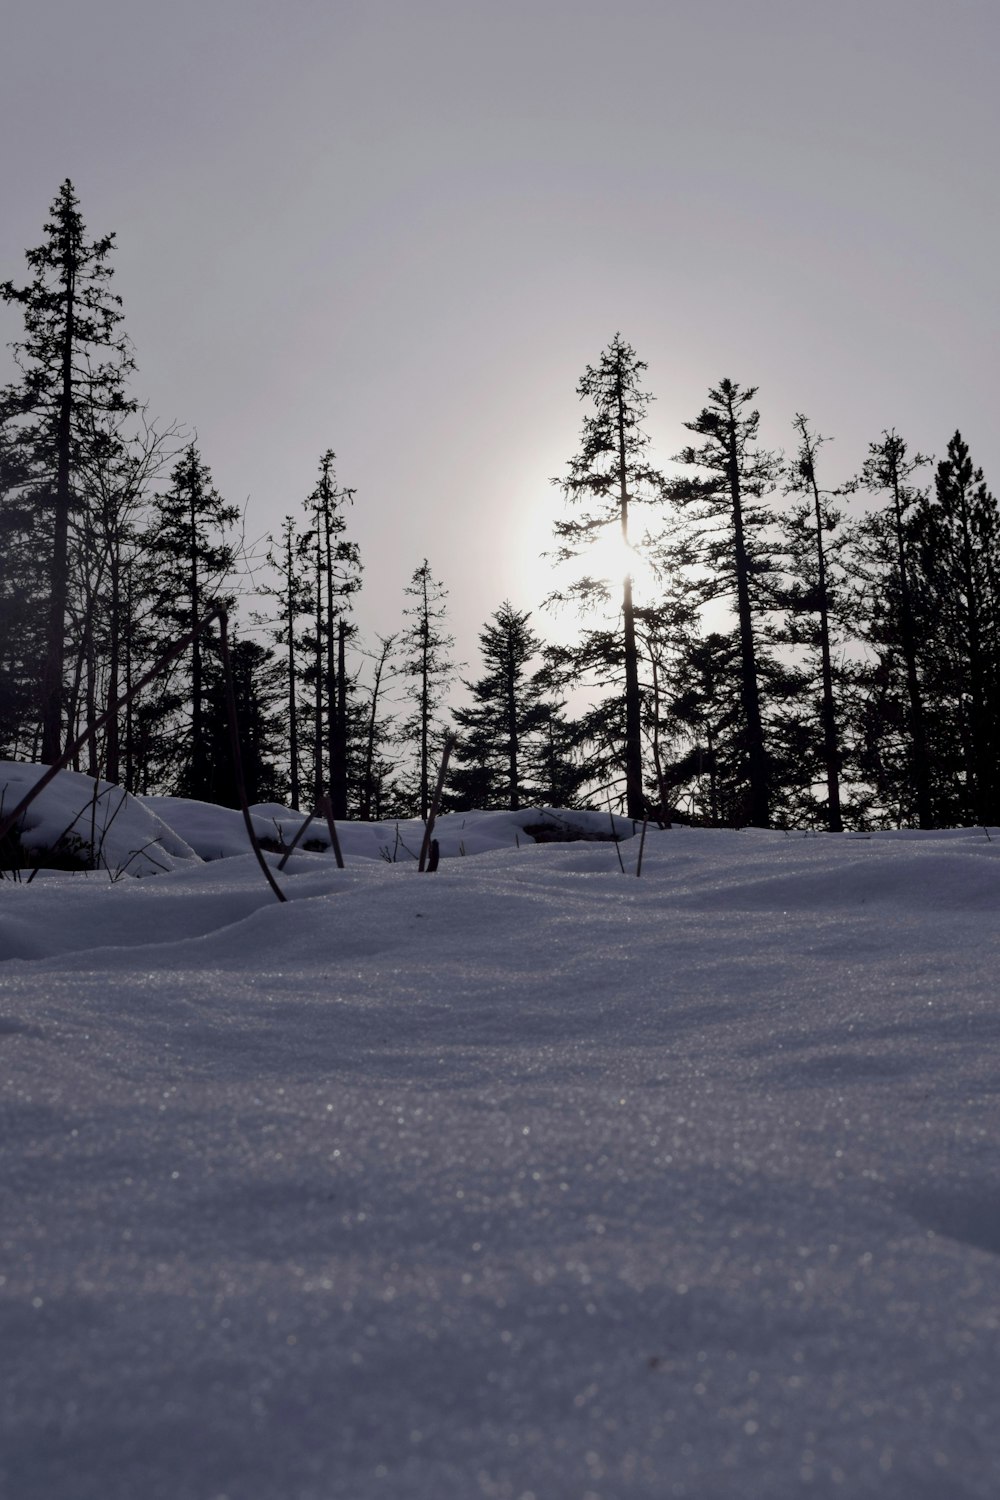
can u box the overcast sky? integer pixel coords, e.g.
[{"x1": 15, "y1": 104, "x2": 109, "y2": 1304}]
[{"x1": 2, "y1": 0, "x2": 997, "y2": 666}]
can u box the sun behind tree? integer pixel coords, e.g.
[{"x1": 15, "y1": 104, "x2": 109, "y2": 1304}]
[{"x1": 548, "y1": 334, "x2": 667, "y2": 819}]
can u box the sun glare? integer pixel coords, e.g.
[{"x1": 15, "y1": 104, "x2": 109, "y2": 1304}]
[{"x1": 577, "y1": 529, "x2": 660, "y2": 601}]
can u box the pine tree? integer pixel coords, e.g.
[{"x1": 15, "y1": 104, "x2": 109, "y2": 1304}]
[
  {"x1": 450, "y1": 603, "x2": 554, "y2": 811},
  {"x1": 300, "y1": 451, "x2": 361, "y2": 814},
  {"x1": 258, "y1": 515, "x2": 312, "y2": 809},
  {"x1": 910, "y1": 432, "x2": 1000, "y2": 824},
  {"x1": 0, "y1": 180, "x2": 135, "y2": 762},
  {"x1": 358, "y1": 634, "x2": 399, "y2": 821},
  {"x1": 200, "y1": 637, "x2": 286, "y2": 808},
  {"x1": 776, "y1": 415, "x2": 847, "y2": 831},
  {"x1": 530, "y1": 690, "x2": 588, "y2": 809},
  {"x1": 149, "y1": 443, "x2": 240, "y2": 798},
  {"x1": 400, "y1": 560, "x2": 455, "y2": 819},
  {"x1": 663, "y1": 630, "x2": 751, "y2": 826},
  {"x1": 857, "y1": 431, "x2": 932, "y2": 827},
  {"x1": 550, "y1": 335, "x2": 667, "y2": 818},
  {"x1": 670, "y1": 379, "x2": 780, "y2": 827}
]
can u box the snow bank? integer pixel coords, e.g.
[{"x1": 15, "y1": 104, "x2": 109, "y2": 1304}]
[
  {"x1": 0, "y1": 760, "x2": 199, "y2": 876},
  {"x1": 140, "y1": 795, "x2": 637, "y2": 864}
]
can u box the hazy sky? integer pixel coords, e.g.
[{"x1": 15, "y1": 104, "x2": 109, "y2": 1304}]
[{"x1": 2, "y1": 0, "x2": 998, "y2": 666}]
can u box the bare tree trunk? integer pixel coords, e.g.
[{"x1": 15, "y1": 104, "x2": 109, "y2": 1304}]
[
  {"x1": 105, "y1": 547, "x2": 121, "y2": 785},
  {"x1": 361, "y1": 635, "x2": 393, "y2": 821},
  {"x1": 795, "y1": 418, "x2": 842, "y2": 832},
  {"x1": 332, "y1": 619, "x2": 348, "y2": 819},
  {"x1": 40, "y1": 249, "x2": 76, "y2": 763},
  {"x1": 889, "y1": 464, "x2": 932, "y2": 829},
  {"x1": 615, "y1": 366, "x2": 644, "y2": 820},
  {"x1": 285, "y1": 528, "x2": 300, "y2": 811}
]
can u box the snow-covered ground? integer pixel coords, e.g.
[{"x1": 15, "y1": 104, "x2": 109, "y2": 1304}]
[{"x1": 3, "y1": 770, "x2": 1000, "y2": 1498}]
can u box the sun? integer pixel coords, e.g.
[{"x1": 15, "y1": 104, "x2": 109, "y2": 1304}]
[{"x1": 576, "y1": 528, "x2": 661, "y2": 602}]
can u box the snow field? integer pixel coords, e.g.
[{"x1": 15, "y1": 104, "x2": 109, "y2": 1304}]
[{"x1": 2, "y1": 809, "x2": 1000, "y2": 1497}]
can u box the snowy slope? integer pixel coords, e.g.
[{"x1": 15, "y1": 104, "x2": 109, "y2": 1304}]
[
  {"x1": 2, "y1": 804, "x2": 1000, "y2": 1499},
  {"x1": 0, "y1": 761, "x2": 199, "y2": 875}
]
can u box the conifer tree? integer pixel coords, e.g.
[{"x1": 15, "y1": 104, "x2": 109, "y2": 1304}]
[
  {"x1": 857, "y1": 431, "x2": 932, "y2": 827},
  {"x1": 400, "y1": 560, "x2": 455, "y2": 819},
  {"x1": 0, "y1": 180, "x2": 135, "y2": 762},
  {"x1": 670, "y1": 380, "x2": 780, "y2": 827},
  {"x1": 259, "y1": 515, "x2": 311, "y2": 810},
  {"x1": 663, "y1": 630, "x2": 746, "y2": 824},
  {"x1": 550, "y1": 335, "x2": 666, "y2": 818},
  {"x1": 200, "y1": 637, "x2": 285, "y2": 808},
  {"x1": 301, "y1": 451, "x2": 361, "y2": 815},
  {"x1": 358, "y1": 634, "x2": 399, "y2": 821},
  {"x1": 450, "y1": 603, "x2": 553, "y2": 811},
  {"x1": 910, "y1": 432, "x2": 1000, "y2": 824},
  {"x1": 150, "y1": 443, "x2": 240, "y2": 797},
  {"x1": 777, "y1": 415, "x2": 847, "y2": 831}
]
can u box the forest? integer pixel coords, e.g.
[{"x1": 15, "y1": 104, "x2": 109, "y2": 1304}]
[{"x1": 3, "y1": 180, "x2": 998, "y2": 834}]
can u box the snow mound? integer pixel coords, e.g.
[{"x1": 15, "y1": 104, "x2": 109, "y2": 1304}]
[
  {"x1": 0, "y1": 761, "x2": 200, "y2": 876},
  {"x1": 138, "y1": 797, "x2": 637, "y2": 865}
]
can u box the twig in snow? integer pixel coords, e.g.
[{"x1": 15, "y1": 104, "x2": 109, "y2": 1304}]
[
  {"x1": 636, "y1": 816, "x2": 649, "y2": 878},
  {"x1": 277, "y1": 809, "x2": 319, "y2": 870},
  {"x1": 607, "y1": 796, "x2": 626, "y2": 874}
]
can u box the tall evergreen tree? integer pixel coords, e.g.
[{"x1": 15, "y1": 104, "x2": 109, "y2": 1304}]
[
  {"x1": 258, "y1": 515, "x2": 312, "y2": 810},
  {"x1": 150, "y1": 443, "x2": 240, "y2": 798},
  {"x1": 450, "y1": 603, "x2": 554, "y2": 811},
  {"x1": 550, "y1": 334, "x2": 666, "y2": 818},
  {"x1": 777, "y1": 415, "x2": 847, "y2": 831},
  {"x1": 200, "y1": 637, "x2": 286, "y2": 808},
  {"x1": 857, "y1": 431, "x2": 932, "y2": 827},
  {"x1": 1, "y1": 180, "x2": 135, "y2": 762},
  {"x1": 670, "y1": 379, "x2": 780, "y2": 827},
  {"x1": 663, "y1": 630, "x2": 747, "y2": 825},
  {"x1": 301, "y1": 451, "x2": 361, "y2": 815},
  {"x1": 400, "y1": 560, "x2": 455, "y2": 819},
  {"x1": 358, "y1": 634, "x2": 399, "y2": 821},
  {"x1": 910, "y1": 432, "x2": 1000, "y2": 825}
]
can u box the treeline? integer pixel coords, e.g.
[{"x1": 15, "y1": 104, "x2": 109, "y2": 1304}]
[
  {"x1": 2, "y1": 183, "x2": 998, "y2": 831},
  {"x1": 552, "y1": 338, "x2": 1000, "y2": 831}
]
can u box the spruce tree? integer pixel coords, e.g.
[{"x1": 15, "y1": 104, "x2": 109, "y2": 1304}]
[
  {"x1": 450, "y1": 603, "x2": 553, "y2": 811},
  {"x1": 200, "y1": 637, "x2": 286, "y2": 808},
  {"x1": 259, "y1": 515, "x2": 312, "y2": 810},
  {"x1": 358, "y1": 634, "x2": 399, "y2": 821},
  {"x1": 550, "y1": 334, "x2": 666, "y2": 819},
  {"x1": 400, "y1": 560, "x2": 455, "y2": 819},
  {"x1": 301, "y1": 451, "x2": 361, "y2": 814},
  {"x1": 150, "y1": 443, "x2": 240, "y2": 798},
  {"x1": 670, "y1": 380, "x2": 780, "y2": 827},
  {"x1": 663, "y1": 630, "x2": 746, "y2": 825},
  {"x1": 857, "y1": 431, "x2": 932, "y2": 827},
  {"x1": 0, "y1": 180, "x2": 135, "y2": 762},
  {"x1": 910, "y1": 433, "x2": 1000, "y2": 824},
  {"x1": 777, "y1": 415, "x2": 847, "y2": 831}
]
